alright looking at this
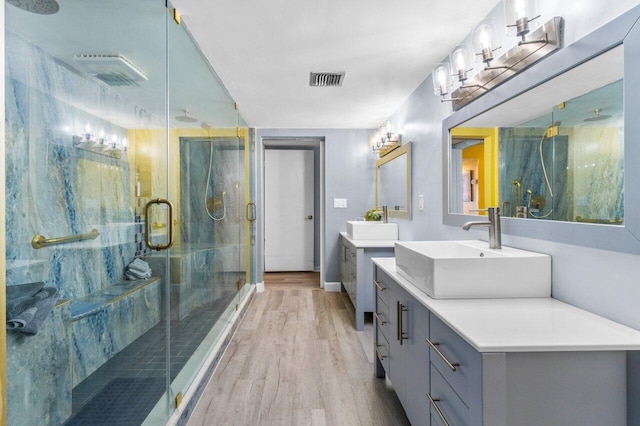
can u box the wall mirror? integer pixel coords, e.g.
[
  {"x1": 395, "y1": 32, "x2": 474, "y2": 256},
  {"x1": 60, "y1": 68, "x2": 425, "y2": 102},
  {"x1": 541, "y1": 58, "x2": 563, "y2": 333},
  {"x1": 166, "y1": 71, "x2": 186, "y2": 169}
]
[
  {"x1": 377, "y1": 142, "x2": 412, "y2": 219},
  {"x1": 443, "y1": 6, "x2": 640, "y2": 254}
]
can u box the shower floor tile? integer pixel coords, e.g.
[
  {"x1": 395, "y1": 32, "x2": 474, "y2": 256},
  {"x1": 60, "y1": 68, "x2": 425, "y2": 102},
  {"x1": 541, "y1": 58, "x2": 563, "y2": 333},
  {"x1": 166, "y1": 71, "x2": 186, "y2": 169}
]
[{"x1": 67, "y1": 292, "x2": 236, "y2": 422}]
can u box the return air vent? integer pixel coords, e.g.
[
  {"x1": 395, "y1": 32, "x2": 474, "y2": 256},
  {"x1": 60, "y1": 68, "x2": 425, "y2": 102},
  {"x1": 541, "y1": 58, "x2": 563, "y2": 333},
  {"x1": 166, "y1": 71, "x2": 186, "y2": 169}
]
[
  {"x1": 309, "y1": 72, "x2": 345, "y2": 87},
  {"x1": 73, "y1": 54, "x2": 148, "y2": 87}
]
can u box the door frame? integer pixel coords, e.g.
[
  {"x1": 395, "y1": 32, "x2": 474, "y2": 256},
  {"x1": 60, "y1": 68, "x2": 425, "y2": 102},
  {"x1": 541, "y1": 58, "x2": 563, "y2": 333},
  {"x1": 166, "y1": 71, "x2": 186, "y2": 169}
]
[{"x1": 259, "y1": 138, "x2": 325, "y2": 288}]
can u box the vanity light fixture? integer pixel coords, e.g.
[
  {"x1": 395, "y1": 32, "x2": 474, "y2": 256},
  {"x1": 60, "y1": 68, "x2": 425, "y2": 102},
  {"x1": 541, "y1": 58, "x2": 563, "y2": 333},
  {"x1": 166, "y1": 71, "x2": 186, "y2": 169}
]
[
  {"x1": 370, "y1": 120, "x2": 401, "y2": 156},
  {"x1": 73, "y1": 123, "x2": 128, "y2": 159},
  {"x1": 436, "y1": 16, "x2": 563, "y2": 110}
]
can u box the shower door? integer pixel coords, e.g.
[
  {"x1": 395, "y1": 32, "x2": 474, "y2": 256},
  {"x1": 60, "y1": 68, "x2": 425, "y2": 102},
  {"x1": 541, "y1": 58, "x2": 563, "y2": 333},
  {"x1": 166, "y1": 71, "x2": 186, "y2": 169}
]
[{"x1": 4, "y1": 0, "x2": 173, "y2": 425}]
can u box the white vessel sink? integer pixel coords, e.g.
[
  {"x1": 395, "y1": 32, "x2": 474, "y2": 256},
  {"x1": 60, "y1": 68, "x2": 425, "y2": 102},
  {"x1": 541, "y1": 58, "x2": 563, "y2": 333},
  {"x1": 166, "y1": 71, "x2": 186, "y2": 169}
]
[
  {"x1": 347, "y1": 221, "x2": 398, "y2": 240},
  {"x1": 395, "y1": 240, "x2": 550, "y2": 299}
]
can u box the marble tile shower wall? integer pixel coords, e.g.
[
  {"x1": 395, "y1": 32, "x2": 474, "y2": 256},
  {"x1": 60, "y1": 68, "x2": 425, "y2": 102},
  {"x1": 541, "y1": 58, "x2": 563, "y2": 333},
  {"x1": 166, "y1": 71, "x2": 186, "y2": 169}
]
[
  {"x1": 4, "y1": 31, "x2": 155, "y2": 297},
  {"x1": 5, "y1": 30, "x2": 164, "y2": 426},
  {"x1": 499, "y1": 127, "x2": 623, "y2": 222},
  {"x1": 499, "y1": 128, "x2": 570, "y2": 220},
  {"x1": 179, "y1": 140, "x2": 245, "y2": 249}
]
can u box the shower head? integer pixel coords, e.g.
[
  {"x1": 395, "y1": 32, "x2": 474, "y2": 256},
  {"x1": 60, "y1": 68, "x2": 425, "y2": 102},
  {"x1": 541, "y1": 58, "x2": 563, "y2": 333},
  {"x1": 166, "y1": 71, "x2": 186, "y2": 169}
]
[
  {"x1": 175, "y1": 109, "x2": 198, "y2": 123},
  {"x1": 584, "y1": 108, "x2": 611, "y2": 122},
  {"x1": 6, "y1": 0, "x2": 59, "y2": 14},
  {"x1": 513, "y1": 179, "x2": 521, "y2": 187}
]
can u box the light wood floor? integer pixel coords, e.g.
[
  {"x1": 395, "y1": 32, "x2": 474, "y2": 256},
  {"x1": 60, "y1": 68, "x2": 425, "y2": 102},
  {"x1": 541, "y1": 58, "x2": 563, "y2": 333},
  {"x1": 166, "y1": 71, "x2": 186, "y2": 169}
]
[{"x1": 186, "y1": 273, "x2": 409, "y2": 426}]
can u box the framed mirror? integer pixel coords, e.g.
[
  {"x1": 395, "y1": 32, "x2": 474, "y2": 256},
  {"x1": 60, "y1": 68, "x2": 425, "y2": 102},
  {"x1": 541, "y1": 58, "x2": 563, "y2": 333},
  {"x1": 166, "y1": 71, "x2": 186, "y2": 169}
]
[
  {"x1": 443, "y1": 7, "x2": 640, "y2": 254},
  {"x1": 377, "y1": 142, "x2": 412, "y2": 219}
]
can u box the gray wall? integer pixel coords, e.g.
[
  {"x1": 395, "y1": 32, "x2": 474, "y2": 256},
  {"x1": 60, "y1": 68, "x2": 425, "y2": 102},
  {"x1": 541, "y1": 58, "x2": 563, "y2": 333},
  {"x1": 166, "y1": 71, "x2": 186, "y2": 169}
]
[{"x1": 256, "y1": 130, "x2": 376, "y2": 284}]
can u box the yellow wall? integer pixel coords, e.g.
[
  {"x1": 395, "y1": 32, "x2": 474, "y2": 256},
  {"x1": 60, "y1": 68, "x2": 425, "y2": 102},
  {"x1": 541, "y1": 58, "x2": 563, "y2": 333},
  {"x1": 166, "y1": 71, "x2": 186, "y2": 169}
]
[
  {"x1": 462, "y1": 143, "x2": 485, "y2": 208},
  {"x1": 451, "y1": 127, "x2": 499, "y2": 211}
]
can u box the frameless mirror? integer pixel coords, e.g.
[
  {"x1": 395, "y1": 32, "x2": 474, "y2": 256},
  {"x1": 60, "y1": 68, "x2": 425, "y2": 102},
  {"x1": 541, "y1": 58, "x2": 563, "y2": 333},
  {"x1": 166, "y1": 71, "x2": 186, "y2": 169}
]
[
  {"x1": 450, "y1": 46, "x2": 623, "y2": 224},
  {"x1": 376, "y1": 142, "x2": 412, "y2": 219},
  {"x1": 443, "y1": 6, "x2": 640, "y2": 254}
]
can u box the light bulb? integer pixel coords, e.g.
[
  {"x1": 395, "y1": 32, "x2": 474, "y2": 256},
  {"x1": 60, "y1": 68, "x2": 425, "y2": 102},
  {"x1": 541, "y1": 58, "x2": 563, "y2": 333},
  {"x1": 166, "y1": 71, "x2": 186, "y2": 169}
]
[
  {"x1": 474, "y1": 19, "x2": 498, "y2": 65},
  {"x1": 99, "y1": 129, "x2": 105, "y2": 141},
  {"x1": 450, "y1": 44, "x2": 474, "y2": 82},
  {"x1": 514, "y1": 0, "x2": 526, "y2": 19},
  {"x1": 476, "y1": 24, "x2": 492, "y2": 50},
  {"x1": 383, "y1": 120, "x2": 392, "y2": 136},
  {"x1": 85, "y1": 123, "x2": 91, "y2": 133}
]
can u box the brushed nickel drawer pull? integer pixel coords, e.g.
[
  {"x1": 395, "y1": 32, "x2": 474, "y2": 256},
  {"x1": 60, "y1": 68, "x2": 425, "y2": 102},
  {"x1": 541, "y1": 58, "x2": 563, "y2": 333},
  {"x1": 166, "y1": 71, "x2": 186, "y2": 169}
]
[
  {"x1": 374, "y1": 280, "x2": 385, "y2": 291},
  {"x1": 426, "y1": 338, "x2": 459, "y2": 372},
  {"x1": 375, "y1": 344, "x2": 387, "y2": 360},
  {"x1": 374, "y1": 311, "x2": 387, "y2": 325},
  {"x1": 426, "y1": 393, "x2": 450, "y2": 426}
]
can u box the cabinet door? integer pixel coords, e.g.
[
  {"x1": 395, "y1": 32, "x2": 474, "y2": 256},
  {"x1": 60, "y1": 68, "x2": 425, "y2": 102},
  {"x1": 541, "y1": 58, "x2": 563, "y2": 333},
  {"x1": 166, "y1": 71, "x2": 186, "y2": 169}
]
[
  {"x1": 388, "y1": 281, "x2": 409, "y2": 408},
  {"x1": 404, "y1": 296, "x2": 431, "y2": 425}
]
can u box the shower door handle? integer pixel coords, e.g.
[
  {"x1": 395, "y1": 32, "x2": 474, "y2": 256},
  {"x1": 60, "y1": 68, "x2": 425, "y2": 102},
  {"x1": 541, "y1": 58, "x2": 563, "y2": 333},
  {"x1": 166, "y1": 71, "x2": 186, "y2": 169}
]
[
  {"x1": 145, "y1": 198, "x2": 175, "y2": 251},
  {"x1": 246, "y1": 202, "x2": 256, "y2": 222}
]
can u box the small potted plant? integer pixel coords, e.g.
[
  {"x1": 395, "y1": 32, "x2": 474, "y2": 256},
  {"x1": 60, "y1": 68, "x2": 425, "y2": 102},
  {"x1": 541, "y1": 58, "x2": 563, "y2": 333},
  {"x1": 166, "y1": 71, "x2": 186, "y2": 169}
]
[{"x1": 364, "y1": 207, "x2": 382, "y2": 221}]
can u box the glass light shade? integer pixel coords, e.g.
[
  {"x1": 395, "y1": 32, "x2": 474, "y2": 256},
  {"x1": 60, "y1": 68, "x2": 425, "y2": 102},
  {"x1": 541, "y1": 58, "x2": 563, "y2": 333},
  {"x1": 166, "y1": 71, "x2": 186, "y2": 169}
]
[
  {"x1": 450, "y1": 44, "x2": 475, "y2": 82},
  {"x1": 473, "y1": 19, "x2": 499, "y2": 64},
  {"x1": 504, "y1": 0, "x2": 539, "y2": 37},
  {"x1": 432, "y1": 62, "x2": 453, "y2": 96},
  {"x1": 383, "y1": 120, "x2": 392, "y2": 136}
]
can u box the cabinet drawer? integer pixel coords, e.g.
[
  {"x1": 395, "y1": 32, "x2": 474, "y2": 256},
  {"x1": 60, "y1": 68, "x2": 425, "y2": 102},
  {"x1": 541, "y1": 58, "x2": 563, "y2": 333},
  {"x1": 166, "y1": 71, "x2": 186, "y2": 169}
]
[
  {"x1": 429, "y1": 365, "x2": 470, "y2": 426},
  {"x1": 375, "y1": 326, "x2": 390, "y2": 374},
  {"x1": 428, "y1": 314, "x2": 481, "y2": 403},
  {"x1": 374, "y1": 303, "x2": 391, "y2": 343},
  {"x1": 373, "y1": 269, "x2": 390, "y2": 308}
]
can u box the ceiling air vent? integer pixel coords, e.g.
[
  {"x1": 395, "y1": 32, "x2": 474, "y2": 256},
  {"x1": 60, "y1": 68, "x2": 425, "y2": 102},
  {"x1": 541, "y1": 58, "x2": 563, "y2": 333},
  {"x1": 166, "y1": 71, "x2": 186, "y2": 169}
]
[
  {"x1": 73, "y1": 54, "x2": 148, "y2": 87},
  {"x1": 309, "y1": 72, "x2": 345, "y2": 87}
]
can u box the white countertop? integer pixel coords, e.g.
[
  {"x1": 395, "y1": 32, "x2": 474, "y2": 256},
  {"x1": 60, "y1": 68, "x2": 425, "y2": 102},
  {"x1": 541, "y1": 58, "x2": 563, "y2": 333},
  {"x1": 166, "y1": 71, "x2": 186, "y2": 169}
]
[
  {"x1": 340, "y1": 232, "x2": 397, "y2": 248},
  {"x1": 373, "y1": 257, "x2": 640, "y2": 353}
]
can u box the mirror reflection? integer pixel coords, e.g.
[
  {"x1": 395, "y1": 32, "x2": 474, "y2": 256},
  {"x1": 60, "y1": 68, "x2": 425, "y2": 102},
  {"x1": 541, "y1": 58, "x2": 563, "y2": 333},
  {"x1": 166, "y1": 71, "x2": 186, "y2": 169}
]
[
  {"x1": 450, "y1": 46, "x2": 624, "y2": 225},
  {"x1": 376, "y1": 142, "x2": 412, "y2": 219}
]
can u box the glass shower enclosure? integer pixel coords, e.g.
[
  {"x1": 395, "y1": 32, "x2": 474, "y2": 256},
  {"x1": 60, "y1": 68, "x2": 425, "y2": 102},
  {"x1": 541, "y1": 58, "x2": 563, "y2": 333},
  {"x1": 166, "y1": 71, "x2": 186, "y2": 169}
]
[{"x1": 3, "y1": 0, "x2": 253, "y2": 424}]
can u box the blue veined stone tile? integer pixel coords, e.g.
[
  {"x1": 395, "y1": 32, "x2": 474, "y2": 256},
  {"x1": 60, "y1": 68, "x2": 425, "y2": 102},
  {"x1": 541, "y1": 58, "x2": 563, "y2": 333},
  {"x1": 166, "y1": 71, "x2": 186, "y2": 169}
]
[{"x1": 7, "y1": 301, "x2": 72, "y2": 426}]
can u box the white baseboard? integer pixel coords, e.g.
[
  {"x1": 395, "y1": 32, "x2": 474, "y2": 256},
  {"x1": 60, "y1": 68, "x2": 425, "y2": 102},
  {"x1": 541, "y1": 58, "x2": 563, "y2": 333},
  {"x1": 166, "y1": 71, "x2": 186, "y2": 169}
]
[
  {"x1": 256, "y1": 282, "x2": 265, "y2": 293},
  {"x1": 323, "y1": 282, "x2": 342, "y2": 292}
]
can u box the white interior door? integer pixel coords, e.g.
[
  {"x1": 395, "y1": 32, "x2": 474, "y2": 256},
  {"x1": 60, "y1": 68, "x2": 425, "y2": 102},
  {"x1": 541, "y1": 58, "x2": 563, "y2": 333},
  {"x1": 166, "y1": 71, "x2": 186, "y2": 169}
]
[{"x1": 265, "y1": 149, "x2": 314, "y2": 271}]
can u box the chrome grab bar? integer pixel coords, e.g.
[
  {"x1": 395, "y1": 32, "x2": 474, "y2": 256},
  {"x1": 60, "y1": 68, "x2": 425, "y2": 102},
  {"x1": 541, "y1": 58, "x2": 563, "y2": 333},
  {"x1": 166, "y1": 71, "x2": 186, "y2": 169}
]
[
  {"x1": 374, "y1": 280, "x2": 385, "y2": 292},
  {"x1": 145, "y1": 198, "x2": 175, "y2": 251},
  {"x1": 426, "y1": 393, "x2": 450, "y2": 426},
  {"x1": 426, "y1": 338, "x2": 459, "y2": 372},
  {"x1": 373, "y1": 311, "x2": 387, "y2": 325},
  {"x1": 32, "y1": 229, "x2": 100, "y2": 249}
]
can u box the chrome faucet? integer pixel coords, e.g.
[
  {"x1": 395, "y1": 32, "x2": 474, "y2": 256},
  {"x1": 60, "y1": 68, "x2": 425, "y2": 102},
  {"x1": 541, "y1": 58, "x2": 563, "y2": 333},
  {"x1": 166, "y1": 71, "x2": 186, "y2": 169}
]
[{"x1": 462, "y1": 207, "x2": 502, "y2": 249}]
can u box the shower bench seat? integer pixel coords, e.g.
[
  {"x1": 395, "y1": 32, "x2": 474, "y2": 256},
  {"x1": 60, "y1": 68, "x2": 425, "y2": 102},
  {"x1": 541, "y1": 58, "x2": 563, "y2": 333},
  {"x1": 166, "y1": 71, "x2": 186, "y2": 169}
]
[
  {"x1": 70, "y1": 277, "x2": 161, "y2": 320},
  {"x1": 70, "y1": 277, "x2": 162, "y2": 387}
]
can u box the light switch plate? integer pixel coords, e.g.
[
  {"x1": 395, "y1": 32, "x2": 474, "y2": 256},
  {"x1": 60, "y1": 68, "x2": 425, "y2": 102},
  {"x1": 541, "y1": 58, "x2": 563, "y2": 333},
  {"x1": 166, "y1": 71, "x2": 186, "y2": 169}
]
[
  {"x1": 333, "y1": 198, "x2": 347, "y2": 208},
  {"x1": 418, "y1": 195, "x2": 424, "y2": 211}
]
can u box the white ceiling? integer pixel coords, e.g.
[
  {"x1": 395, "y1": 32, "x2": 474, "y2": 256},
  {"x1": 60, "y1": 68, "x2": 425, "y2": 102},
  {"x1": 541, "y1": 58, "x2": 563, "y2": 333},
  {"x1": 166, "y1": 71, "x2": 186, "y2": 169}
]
[{"x1": 171, "y1": 0, "x2": 500, "y2": 129}]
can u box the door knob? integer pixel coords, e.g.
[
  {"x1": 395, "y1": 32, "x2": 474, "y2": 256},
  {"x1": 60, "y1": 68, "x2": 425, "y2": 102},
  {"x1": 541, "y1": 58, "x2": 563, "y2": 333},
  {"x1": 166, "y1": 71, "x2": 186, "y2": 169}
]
[{"x1": 306, "y1": 215, "x2": 313, "y2": 220}]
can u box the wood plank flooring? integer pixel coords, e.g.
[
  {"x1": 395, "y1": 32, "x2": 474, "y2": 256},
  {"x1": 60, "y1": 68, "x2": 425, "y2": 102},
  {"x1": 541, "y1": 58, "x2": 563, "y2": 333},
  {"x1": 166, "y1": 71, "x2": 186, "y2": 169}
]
[{"x1": 187, "y1": 273, "x2": 409, "y2": 426}]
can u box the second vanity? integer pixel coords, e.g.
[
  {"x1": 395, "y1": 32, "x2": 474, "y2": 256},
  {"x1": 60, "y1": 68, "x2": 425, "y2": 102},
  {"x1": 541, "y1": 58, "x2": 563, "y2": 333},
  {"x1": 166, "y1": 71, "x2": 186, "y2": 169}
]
[{"x1": 373, "y1": 256, "x2": 640, "y2": 426}]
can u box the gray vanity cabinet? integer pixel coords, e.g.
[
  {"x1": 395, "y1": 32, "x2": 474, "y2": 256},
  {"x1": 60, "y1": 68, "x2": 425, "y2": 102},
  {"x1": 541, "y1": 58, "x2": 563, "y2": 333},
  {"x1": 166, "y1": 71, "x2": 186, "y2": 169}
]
[
  {"x1": 339, "y1": 234, "x2": 395, "y2": 330},
  {"x1": 374, "y1": 267, "x2": 430, "y2": 425},
  {"x1": 373, "y1": 263, "x2": 628, "y2": 426}
]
